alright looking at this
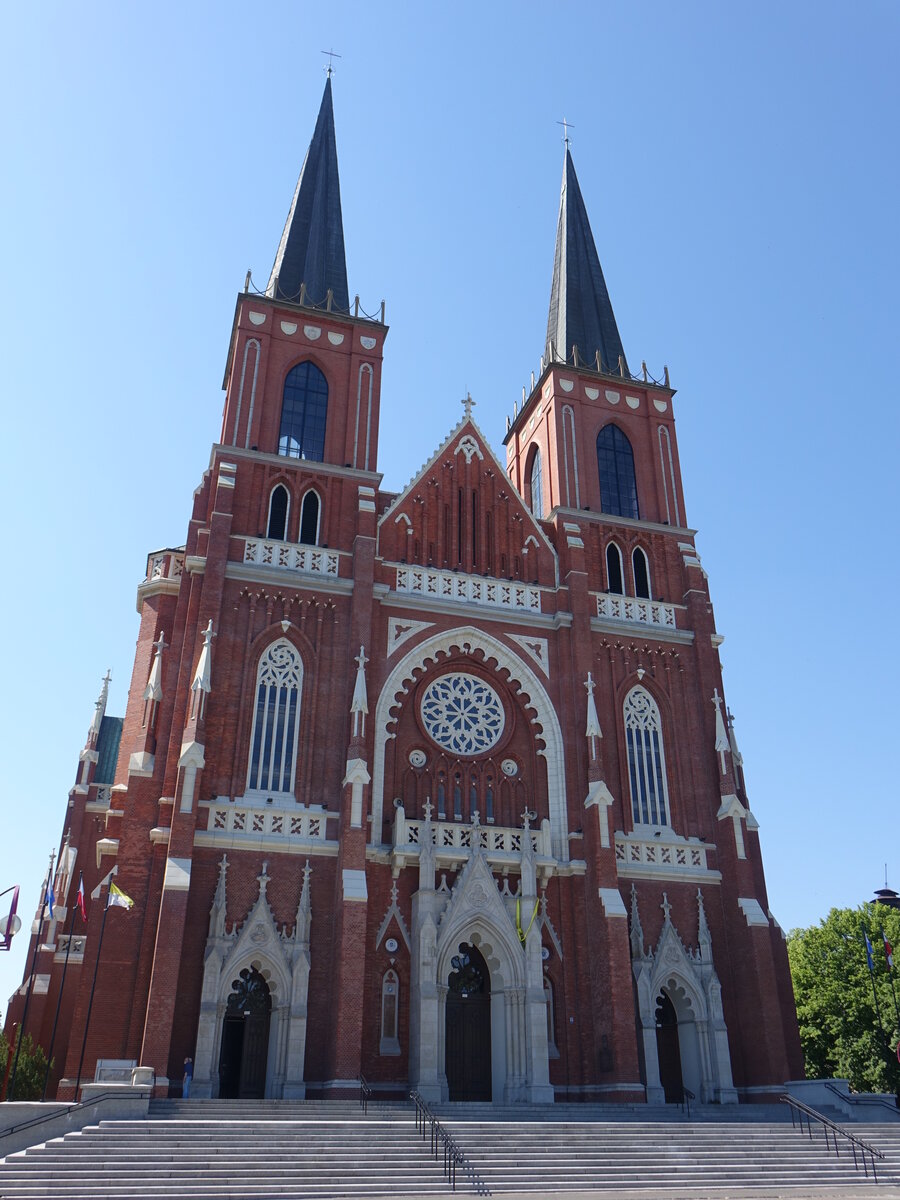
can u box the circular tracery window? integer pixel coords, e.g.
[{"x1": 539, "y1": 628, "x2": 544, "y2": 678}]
[{"x1": 420, "y1": 672, "x2": 505, "y2": 756}]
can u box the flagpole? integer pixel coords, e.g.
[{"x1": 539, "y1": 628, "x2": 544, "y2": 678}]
[
  {"x1": 41, "y1": 873, "x2": 82, "y2": 1101},
  {"x1": 74, "y1": 888, "x2": 110, "y2": 1099},
  {"x1": 884, "y1": 932, "x2": 900, "y2": 1030},
  {"x1": 9, "y1": 850, "x2": 55, "y2": 1101},
  {"x1": 864, "y1": 932, "x2": 889, "y2": 1050}
]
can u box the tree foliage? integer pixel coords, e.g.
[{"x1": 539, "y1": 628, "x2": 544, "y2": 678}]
[
  {"x1": 0, "y1": 1027, "x2": 51, "y2": 1101},
  {"x1": 788, "y1": 904, "x2": 900, "y2": 1093}
]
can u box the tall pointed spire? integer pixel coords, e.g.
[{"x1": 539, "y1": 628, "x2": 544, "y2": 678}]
[
  {"x1": 267, "y1": 75, "x2": 349, "y2": 310},
  {"x1": 546, "y1": 147, "x2": 626, "y2": 373}
]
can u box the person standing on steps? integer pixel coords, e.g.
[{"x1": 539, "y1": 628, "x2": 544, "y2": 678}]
[{"x1": 182, "y1": 1055, "x2": 193, "y2": 1099}]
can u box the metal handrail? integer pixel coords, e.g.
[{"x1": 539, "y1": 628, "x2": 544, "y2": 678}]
[
  {"x1": 681, "y1": 1085, "x2": 695, "y2": 1119},
  {"x1": 0, "y1": 1088, "x2": 151, "y2": 1142},
  {"x1": 409, "y1": 1089, "x2": 489, "y2": 1194},
  {"x1": 781, "y1": 1094, "x2": 887, "y2": 1183},
  {"x1": 358, "y1": 1073, "x2": 373, "y2": 1115},
  {"x1": 824, "y1": 1080, "x2": 900, "y2": 1119}
]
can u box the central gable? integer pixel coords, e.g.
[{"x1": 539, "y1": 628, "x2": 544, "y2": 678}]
[{"x1": 377, "y1": 416, "x2": 557, "y2": 587}]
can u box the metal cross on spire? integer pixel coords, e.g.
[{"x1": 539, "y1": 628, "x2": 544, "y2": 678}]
[
  {"x1": 321, "y1": 48, "x2": 342, "y2": 77},
  {"x1": 557, "y1": 117, "x2": 575, "y2": 148}
]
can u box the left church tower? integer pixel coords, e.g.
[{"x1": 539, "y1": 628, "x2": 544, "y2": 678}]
[{"x1": 5, "y1": 75, "x2": 388, "y2": 1099}]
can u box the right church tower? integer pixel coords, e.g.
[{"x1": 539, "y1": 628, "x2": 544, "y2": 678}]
[{"x1": 504, "y1": 141, "x2": 803, "y2": 1101}]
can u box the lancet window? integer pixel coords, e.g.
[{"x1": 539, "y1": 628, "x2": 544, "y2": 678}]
[
  {"x1": 624, "y1": 686, "x2": 670, "y2": 827},
  {"x1": 597, "y1": 424, "x2": 639, "y2": 519},
  {"x1": 606, "y1": 542, "x2": 624, "y2": 594},
  {"x1": 247, "y1": 639, "x2": 303, "y2": 795},
  {"x1": 632, "y1": 547, "x2": 651, "y2": 598},
  {"x1": 380, "y1": 969, "x2": 400, "y2": 1055},
  {"x1": 299, "y1": 490, "x2": 321, "y2": 545},
  {"x1": 278, "y1": 361, "x2": 328, "y2": 461},
  {"x1": 266, "y1": 484, "x2": 289, "y2": 540},
  {"x1": 528, "y1": 448, "x2": 544, "y2": 519}
]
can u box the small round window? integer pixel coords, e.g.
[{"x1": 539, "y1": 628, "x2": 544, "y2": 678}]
[{"x1": 420, "y1": 673, "x2": 505, "y2": 756}]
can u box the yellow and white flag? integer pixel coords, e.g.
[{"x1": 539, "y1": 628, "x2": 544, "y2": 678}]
[{"x1": 108, "y1": 883, "x2": 134, "y2": 910}]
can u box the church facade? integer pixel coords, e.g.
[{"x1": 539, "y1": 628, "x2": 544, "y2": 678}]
[{"x1": 7, "y1": 78, "x2": 803, "y2": 1104}]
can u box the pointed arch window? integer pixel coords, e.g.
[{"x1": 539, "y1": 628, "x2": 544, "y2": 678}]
[
  {"x1": 624, "y1": 686, "x2": 670, "y2": 827},
  {"x1": 247, "y1": 639, "x2": 303, "y2": 795},
  {"x1": 380, "y1": 969, "x2": 400, "y2": 1055},
  {"x1": 606, "y1": 543, "x2": 624, "y2": 594},
  {"x1": 299, "y1": 490, "x2": 321, "y2": 545},
  {"x1": 528, "y1": 448, "x2": 544, "y2": 519},
  {"x1": 597, "y1": 425, "x2": 639, "y2": 519},
  {"x1": 279, "y1": 362, "x2": 328, "y2": 461},
  {"x1": 266, "y1": 484, "x2": 289, "y2": 540},
  {"x1": 633, "y1": 547, "x2": 651, "y2": 598}
]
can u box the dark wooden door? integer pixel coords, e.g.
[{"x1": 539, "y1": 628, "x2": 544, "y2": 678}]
[
  {"x1": 445, "y1": 943, "x2": 492, "y2": 1102},
  {"x1": 239, "y1": 1011, "x2": 270, "y2": 1099},
  {"x1": 220, "y1": 966, "x2": 272, "y2": 1099},
  {"x1": 655, "y1": 991, "x2": 683, "y2": 1103},
  {"x1": 218, "y1": 1017, "x2": 244, "y2": 1099}
]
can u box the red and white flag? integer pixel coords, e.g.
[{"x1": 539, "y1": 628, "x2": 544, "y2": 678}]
[
  {"x1": 76, "y1": 873, "x2": 87, "y2": 923},
  {"x1": 883, "y1": 931, "x2": 894, "y2": 971}
]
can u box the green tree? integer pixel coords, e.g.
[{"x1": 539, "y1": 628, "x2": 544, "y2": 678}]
[
  {"x1": 0, "y1": 1027, "x2": 52, "y2": 1101},
  {"x1": 788, "y1": 904, "x2": 900, "y2": 1093}
]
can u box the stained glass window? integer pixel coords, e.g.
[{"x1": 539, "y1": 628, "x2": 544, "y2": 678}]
[
  {"x1": 624, "y1": 686, "x2": 670, "y2": 826},
  {"x1": 247, "y1": 639, "x2": 303, "y2": 795}
]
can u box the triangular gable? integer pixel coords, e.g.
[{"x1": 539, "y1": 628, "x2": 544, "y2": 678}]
[{"x1": 377, "y1": 414, "x2": 558, "y2": 579}]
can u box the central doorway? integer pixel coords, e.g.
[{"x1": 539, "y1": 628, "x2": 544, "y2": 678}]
[
  {"x1": 218, "y1": 967, "x2": 272, "y2": 1099},
  {"x1": 445, "y1": 942, "x2": 492, "y2": 1101},
  {"x1": 655, "y1": 989, "x2": 684, "y2": 1104}
]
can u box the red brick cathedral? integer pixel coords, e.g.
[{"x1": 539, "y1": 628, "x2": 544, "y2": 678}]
[{"x1": 8, "y1": 78, "x2": 802, "y2": 1105}]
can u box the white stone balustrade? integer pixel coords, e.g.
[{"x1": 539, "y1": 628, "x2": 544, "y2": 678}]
[
  {"x1": 392, "y1": 806, "x2": 552, "y2": 871},
  {"x1": 202, "y1": 803, "x2": 332, "y2": 843},
  {"x1": 145, "y1": 551, "x2": 184, "y2": 582},
  {"x1": 243, "y1": 538, "x2": 341, "y2": 577},
  {"x1": 595, "y1": 592, "x2": 677, "y2": 628},
  {"x1": 395, "y1": 566, "x2": 541, "y2": 612},
  {"x1": 615, "y1": 831, "x2": 712, "y2": 877}
]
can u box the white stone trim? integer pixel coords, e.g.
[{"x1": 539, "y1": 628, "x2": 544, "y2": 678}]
[
  {"x1": 342, "y1": 869, "x2": 368, "y2": 902},
  {"x1": 598, "y1": 888, "x2": 627, "y2": 917},
  {"x1": 163, "y1": 857, "x2": 191, "y2": 892},
  {"x1": 371, "y1": 626, "x2": 569, "y2": 859},
  {"x1": 738, "y1": 897, "x2": 769, "y2": 927}
]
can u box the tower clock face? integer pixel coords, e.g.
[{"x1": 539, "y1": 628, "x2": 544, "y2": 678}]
[{"x1": 419, "y1": 673, "x2": 505, "y2": 756}]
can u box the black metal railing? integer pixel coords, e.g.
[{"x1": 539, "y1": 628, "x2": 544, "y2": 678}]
[
  {"x1": 823, "y1": 1080, "x2": 900, "y2": 1120},
  {"x1": 781, "y1": 1094, "x2": 887, "y2": 1182},
  {"x1": 409, "y1": 1089, "x2": 489, "y2": 1194},
  {"x1": 681, "y1": 1085, "x2": 695, "y2": 1119},
  {"x1": 358, "y1": 1073, "x2": 373, "y2": 1115},
  {"x1": 0, "y1": 1088, "x2": 151, "y2": 1145}
]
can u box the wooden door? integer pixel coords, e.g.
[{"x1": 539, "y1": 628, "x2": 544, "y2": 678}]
[{"x1": 445, "y1": 943, "x2": 492, "y2": 1102}]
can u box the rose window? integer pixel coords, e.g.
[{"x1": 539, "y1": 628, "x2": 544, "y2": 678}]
[{"x1": 420, "y1": 673, "x2": 505, "y2": 756}]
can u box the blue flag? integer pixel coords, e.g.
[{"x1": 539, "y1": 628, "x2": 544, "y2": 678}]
[
  {"x1": 864, "y1": 931, "x2": 875, "y2": 972},
  {"x1": 46, "y1": 880, "x2": 55, "y2": 921}
]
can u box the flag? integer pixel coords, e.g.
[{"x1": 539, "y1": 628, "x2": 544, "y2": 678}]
[
  {"x1": 46, "y1": 879, "x2": 55, "y2": 921},
  {"x1": 864, "y1": 931, "x2": 875, "y2": 972},
  {"x1": 76, "y1": 874, "x2": 87, "y2": 923},
  {"x1": 884, "y1": 931, "x2": 894, "y2": 972},
  {"x1": 108, "y1": 883, "x2": 134, "y2": 910}
]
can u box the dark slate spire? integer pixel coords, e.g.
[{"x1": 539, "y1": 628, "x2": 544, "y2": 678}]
[
  {"x1": 267, "y1": 75, "x2": 349, "y2": 310},
  {"x1": 546, "y1": 147, "x2": 626, "y2": 373}
]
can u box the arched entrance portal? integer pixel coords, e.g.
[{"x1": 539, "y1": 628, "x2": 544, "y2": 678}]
[
  {"x1": 655, "y1": 990, "x2": 683, "y2": 1103},
  {"x1": 218, "y1": 967, "x2": 272, "y2": 1099},
  {"x1": 445, "y1": 943, "x2": 492, "y2": 1101}
]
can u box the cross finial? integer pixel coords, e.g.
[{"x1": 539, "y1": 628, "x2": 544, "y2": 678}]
[
  {"x1": 661, "y1": 892, "x2": 672, "y2": 923},
  {"x1": 355, "y1": 645, "x2": 369, "y2": 672},
  {"x1": 321, "y1": 48, "x2": 342, "y2": 78},
  {"x1": 471, "y1": 809, "x2": 481, "y2": 828},
  {"x1": 522, "y1": 808, "x2": 536, "y2": 832},
  {"x1": 202, "y1": 619, "x2": 216, "y2": 648},
  {"x1": 102, "y1": 669, "x2": 112, "y2": 688},
  {"x1": 423, "y1": 798, "x2": 434, "y2": 823},
  {"x1": 711, "y1": 687, "x2": 723, "y2": 713},
  {"x1": 462, "y1": 392, "x2": 475, "y2": 420},
  {"x1": 584, "y1": 671, "x2": 595, "y2": 696},
  {"x1": 152, "y1": 630, "x2": 168, "y2": 658},
  {"x1": 557, "y1": 117, "x2": 575, "y2": 148}
]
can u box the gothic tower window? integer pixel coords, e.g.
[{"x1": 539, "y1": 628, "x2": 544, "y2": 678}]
[
  {"x1": 606, "y1": 542, "x2": 624, "y2": 594},
  {"x1": 380, "y1": 969, "x2": 400, "y2": 1055},
  {"x1": 278, "y1": 361, "x2": 328, "y2": 461},
  {"x1": 247, "y1": 639, "x2": 303, "y2": 795},
  {"x1": 632, "y1": 547, "x2": 651, "y2": 598},
  {"x1": 299, "y1": 490, "x2": 321, "y2": 545},
  {"x1": 266, "y1": 484, "x2": 289, "y2": 540},
  {"x1": 597, "y1": 425, "x2": 639, "y2": 519},
  {"x1": 528, "y1": 447, "x2": 544, "y2": 519},
  {"x1": 624, "y1": 686, "x2": 670, "y2": 827}
]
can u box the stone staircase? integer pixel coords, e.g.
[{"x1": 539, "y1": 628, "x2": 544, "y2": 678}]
[{"x1": 2, "y1": 1099, "x2": 900, "y2": 1198}]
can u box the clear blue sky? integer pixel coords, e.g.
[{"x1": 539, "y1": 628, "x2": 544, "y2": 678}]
[{"x1": 2, "y1": 2, "x2": 898, "y2": 1018}]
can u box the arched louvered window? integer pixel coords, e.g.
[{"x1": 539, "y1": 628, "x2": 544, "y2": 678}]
[
  {"x1": 266, "y1": 484, "x2": 289, "y2": 540},
  {"x1": 624, "y1": 686, "x2": 670, "y2": 827},
  {"x1": 380, "y1": 969, "x2": 400, "y2": 1055},
  {"x1": 597, "y1": 425, "x2": 639, "y2": 519},
  {"x1": 606, "y1": 543, "x2": 624, "y2": 594},
  {"x1": 299, "y1": 490, "x2": 321, "y2": 545},
  {"x1": 633, "y1": 547, "x2": 651, "y2": 598},
  {"x1": 279, "y1": 362, "x2": 328, "y2": 461},
  {"x1": 247, "y1": 639, "x2": 303, "y2": 795},
  {"x1": 528, "y1": 448, "x2": 544, "y2": 519}
]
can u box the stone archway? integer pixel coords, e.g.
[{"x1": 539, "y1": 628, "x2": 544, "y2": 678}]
[
  {"x1": 218, "y1": 966, "x2": 272, "y2": 1099},
  {"x1": 654, "y1": 979, "x2": 704, "y2": 1103}
]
